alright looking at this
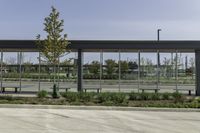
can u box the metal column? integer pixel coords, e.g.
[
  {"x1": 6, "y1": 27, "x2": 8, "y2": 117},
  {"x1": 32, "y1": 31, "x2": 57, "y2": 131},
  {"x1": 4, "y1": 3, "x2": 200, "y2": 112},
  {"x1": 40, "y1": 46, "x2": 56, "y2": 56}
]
[
  {"x1": 195, "y1": 50, "x2": 200, "y2": 96},
  {"x1": 118, "y1": 50, "x2": 121, "y2": 92},
  {"x1": 19, "y1": 52, "x2": 22, "y2": 92},
  {"x1": 157, "y1": 50, "x2": 160, "y2": 90},
  {"x1": 38, "y1": 52, "x2": 41, "y2": 91},
  {"x1": 138, "y1": 50, "x2": 140, "y2": 91},
  {"x1": 0, "y1": 51, "x2": 3, "y2": 92},
  {"x1": 175, "y1": 50, "x2": 178, "y2": 91},
  {"x1": 100, "y1": 50, "x2": 103, "y2": 89},
  {"x1": 77, "y1": 49, "x2": 83, "y2": 92}
]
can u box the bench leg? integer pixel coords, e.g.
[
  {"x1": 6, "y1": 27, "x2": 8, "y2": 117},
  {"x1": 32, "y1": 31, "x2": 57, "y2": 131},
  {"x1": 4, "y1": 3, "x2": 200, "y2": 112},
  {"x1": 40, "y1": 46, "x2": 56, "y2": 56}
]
[
  {"x1": 142, "y1": 90, "x2": 144, "y2": 93},
  {"x1": 189, "y1": 90, "x2": 191, "y2": 95},
  {"x1": 2, "y1": 87, "x2": 5, "y2": 92},
  {"x1": 15, "y1": 88, "x2": 17, "y2": 93},
  {"x1": 155, "y1": 90, "x2": 158, "y2": 93},
  {"x1": 84, "y1": 89, "x2": 86, "y2": 93},
  {"x1": 97, "y1": 89, "x2": 99, "y2": 93},
  {"x1": 2, "y1": 87, "x2": 5, "y2": 93}
]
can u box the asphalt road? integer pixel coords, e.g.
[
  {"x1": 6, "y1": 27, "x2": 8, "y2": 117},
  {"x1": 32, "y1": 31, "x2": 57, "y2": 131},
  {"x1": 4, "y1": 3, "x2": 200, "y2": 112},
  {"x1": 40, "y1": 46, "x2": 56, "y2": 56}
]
[{"x1": 0, "y1": 108, "x2": 199, "y2": 133}]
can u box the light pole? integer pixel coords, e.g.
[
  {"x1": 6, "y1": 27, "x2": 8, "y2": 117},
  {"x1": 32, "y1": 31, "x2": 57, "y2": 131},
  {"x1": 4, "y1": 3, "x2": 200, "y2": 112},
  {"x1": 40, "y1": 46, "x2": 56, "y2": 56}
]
[
  {"x1": 157, "y1": 29, "x2": 161, "y2": 90},
  {"x1": 157, "y1": 29, "x2": 161, "y2": 41}
]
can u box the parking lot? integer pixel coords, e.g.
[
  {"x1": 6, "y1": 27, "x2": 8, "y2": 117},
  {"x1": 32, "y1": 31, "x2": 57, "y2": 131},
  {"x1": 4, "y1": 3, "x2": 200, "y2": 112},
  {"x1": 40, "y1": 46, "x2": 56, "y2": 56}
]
[{"x1": 0, "y1": 107, "x2": 199, "y2": 133}]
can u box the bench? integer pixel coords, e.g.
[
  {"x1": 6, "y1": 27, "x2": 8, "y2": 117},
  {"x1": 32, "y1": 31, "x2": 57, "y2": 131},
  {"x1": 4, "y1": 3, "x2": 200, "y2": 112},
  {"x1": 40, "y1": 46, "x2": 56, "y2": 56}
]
[
  {"x1": 173, "y1": 89, "x2": 194, "y2": 95},
  {"x1": 1, "y1": 86, "x2": 20, "y2": 93},
  {"x1": 84, "y1": 87, "x2": 102, "y2": 93},
  {"x1": 139, "y1": 88, "x2": 160, "y2": 93},
  {"x1": 50, "y1": 87, "x2": 71, "y2": 92}
]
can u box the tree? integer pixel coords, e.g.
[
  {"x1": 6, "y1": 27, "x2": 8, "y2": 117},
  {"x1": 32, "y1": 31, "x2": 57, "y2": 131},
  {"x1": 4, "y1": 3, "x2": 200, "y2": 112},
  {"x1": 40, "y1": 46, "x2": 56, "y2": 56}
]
[
  {"x1": 163, "y1": 57, "x2": 172, "y2": 78},
  {"x1": 88, "y1": 61, "x2": 100, "y2": 75},
  {"x1": 128, "y1": 61, "x2": 138, "y2": 70},
  {"x1": 36, "y1": 6, "x2": 70, "y2": 97},
  {"x1": 119, "y1": 61, "x2": 129, "y2": 75},
  {"x1": 105, "y1": 59, "x2": 116, "y2": 75},
  {"x1": 23, "y1": 62, "x2": 34, "y2": 73}
]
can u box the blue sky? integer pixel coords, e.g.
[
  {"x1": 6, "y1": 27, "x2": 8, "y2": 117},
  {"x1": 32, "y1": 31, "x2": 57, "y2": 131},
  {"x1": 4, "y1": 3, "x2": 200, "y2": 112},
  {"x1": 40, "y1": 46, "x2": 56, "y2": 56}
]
[{"x1": 0, "y1": 0, "x2": 200, "y2": 40}]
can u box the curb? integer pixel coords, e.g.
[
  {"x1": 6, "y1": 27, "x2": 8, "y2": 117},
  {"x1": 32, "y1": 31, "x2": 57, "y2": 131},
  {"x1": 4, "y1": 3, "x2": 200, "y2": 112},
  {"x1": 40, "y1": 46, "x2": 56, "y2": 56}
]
[{"x1": 0, "y1": 104, "x2": 199, "y2": 112}]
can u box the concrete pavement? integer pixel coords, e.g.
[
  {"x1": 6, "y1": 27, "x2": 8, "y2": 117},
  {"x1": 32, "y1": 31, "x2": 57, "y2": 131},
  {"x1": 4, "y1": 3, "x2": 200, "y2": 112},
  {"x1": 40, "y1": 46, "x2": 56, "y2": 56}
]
[{"x1": 0, "y1": 107, "x2": 199, "y2": 133}]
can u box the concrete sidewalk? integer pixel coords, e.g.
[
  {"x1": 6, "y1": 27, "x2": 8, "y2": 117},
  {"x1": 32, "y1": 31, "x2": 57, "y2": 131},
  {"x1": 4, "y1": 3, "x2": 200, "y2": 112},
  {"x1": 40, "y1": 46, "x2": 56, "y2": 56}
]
[{"x1": 0, "y1": 107, "x2": 199, "y2": 133}]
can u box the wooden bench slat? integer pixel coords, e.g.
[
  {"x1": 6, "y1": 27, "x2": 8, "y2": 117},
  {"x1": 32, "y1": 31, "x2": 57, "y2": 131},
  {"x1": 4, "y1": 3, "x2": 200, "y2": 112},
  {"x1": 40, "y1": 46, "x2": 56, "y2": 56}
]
[
  {"x1": 1, "y1": 86, "x2": 20, "y2": 93},
  {"x1": 83, "y1": 88, "x2": 102, "y2": 93},
  {"x1": 139, "y1": 88, "x2": 160, "y2": 93},
  {"x1": 173, "y1": 89, "x2": 194, "y2": 95}
]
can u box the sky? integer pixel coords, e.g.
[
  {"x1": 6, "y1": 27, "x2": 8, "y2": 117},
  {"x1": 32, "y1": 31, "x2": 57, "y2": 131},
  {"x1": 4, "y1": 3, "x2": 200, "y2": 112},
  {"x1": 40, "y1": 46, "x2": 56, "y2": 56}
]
[
  {"x1": 0, "y1": 0, "x2": 200, "y2": 40},
  {"x1": 0, "y1": 0, "x2": 197, "y2": 64}
]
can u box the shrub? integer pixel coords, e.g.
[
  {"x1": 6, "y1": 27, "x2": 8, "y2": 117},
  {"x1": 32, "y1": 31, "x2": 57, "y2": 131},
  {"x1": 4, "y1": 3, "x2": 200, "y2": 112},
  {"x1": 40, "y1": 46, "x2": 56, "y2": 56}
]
[
  {"x1": 172, "y1": 92, "x2": 184, "y2": 103},
  {"x1": 150, "y1": 93, "x2": 160, "y2": 100},
  {"x1": 62, "y1": 92, "x2": 78, "y2": 102},
  {"x1": 129, "y1": 92, "x2": 137, "y2": 100},
  {"x1": 96, "y1": 93, "x2": 112, "y2": 103},
  {"x1": 140, "y1": 93, "x2": 150, "y2": 100},
  {"x1": 78, "y1": 92, "x2": 94, "y2": 102},
  {"x1": 111, "y1": 93, "x2": 127, "y2": 104},
  {"x1": 0, "y1": 95, "x2": 13, "y2": 101},
  {"x1": 162, "y1": 92, "x2": 170, "y2": 100},
  {"x1": 37, "y1": 90, "x2": 48, "y2": 98},
  {"x1": 194, "y1": 97, "x2": 200, "y2": 103}
]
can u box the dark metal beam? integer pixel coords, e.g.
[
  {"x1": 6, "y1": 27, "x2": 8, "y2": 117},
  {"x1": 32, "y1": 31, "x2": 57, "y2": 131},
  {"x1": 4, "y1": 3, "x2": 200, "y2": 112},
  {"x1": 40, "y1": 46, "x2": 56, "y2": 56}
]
[
  {"x1": 77, "y1": 49, "x2": 83, "y2": 92},
  {"x1": 0, "y1": 40, "x2": 199, "y2": 51},
  {"x1": 195, "y1": 50, "x2": 200, "y2": 96}
]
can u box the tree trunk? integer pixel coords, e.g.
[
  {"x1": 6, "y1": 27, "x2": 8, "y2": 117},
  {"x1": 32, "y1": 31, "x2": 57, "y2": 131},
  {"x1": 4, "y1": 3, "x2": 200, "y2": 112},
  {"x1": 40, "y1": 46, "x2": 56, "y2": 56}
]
[{"x1": 53, "y1": 63, "x2": 56, "y2": 84}]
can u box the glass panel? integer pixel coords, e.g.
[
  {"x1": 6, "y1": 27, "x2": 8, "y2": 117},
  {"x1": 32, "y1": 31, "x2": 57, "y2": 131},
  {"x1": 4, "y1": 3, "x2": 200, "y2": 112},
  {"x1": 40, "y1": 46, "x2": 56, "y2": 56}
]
[
  {"x1": 101, "y1": 51, "x2": 119, "y2": 92},
  {"x1": 139, "y1": 52, "x2": 157, "y2": 90},
  {"x1": 159, "y1": 52, "x2": 176, "y2": 92},
  {"x1": 2, "y1": 52, "x2": 19, "y2": 92},
  {"x1": 177, "y1": 52, "x2": 195, "y2": 94},
  {"x1": 21, "y1": 52, "x2": 39, "y2": 92},
  {"x1": 83, "y1": 52, "x2": 100, "y2": 91},
  {"x1": 120, "y1": 51, "x2": 138, "y2": 92},
  {"x1": 59, "y1": 52, "x2": 78, "y2": 92}
]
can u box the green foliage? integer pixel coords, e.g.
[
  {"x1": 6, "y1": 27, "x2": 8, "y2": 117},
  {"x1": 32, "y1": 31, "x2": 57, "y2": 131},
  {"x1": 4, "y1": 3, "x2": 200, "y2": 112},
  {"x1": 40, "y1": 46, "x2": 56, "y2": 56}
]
[
  {"x1": 129, "y1": 92, "x2": 138, "y2": 100},
  {"x1": 150, "y1": 93, "x2": 160, "y2": 100},
  {"x1": 105, "y1": 59, "x2": 117, "y2": 75},
  {"x1": 162, "y1": 92, "x2": 171, "y2": 100},
  {"x1": 0, "y1": 92, "x2": 199, "y2": 108},
  {"x1": 172, "y1": 92, "x2": 184, "y2": 103},
  {"x1": 88, "y1": 61, "x2": 100, "y2": 75},
  {"x1": 37, "y1": 90, "x2": 48, "y2": 98},
  {"x1": 36, "y1": 6, "x2": 70, "y2": 64},
  {"x1": 128, "y1": 61, "x2": 138, "y2": 70},
  {"x1": 96, "y1": 93, "x2": 112, "y2": 103},
  {"x1": 0, "y1": 95, "x2": 13, "y2": 101},
  {"x1": 195, "y1": 97, "x2": 200, "y2": 103},
  {"x1": 140, "y1": 92, "x2": 150, "y2": 100},
  {"x1": 62, "y1": 92, "x2": 78, "y2": 102},
  {"x1": 78, "y1": 92, "x2": 95, "y2": 102},
  {"x1": 111, "y1": 93, "x2": 127, "y2": 104},
  {"x1": 119, "y1": 61, "x2": 129, "y2": 75}
]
